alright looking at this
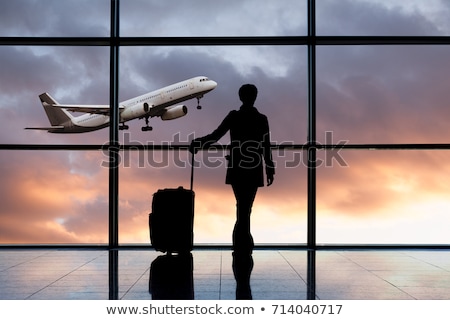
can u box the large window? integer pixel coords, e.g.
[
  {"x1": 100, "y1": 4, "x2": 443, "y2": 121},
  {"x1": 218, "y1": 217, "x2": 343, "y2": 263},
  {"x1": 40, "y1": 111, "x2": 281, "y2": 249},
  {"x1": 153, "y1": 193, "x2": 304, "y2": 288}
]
[{"x1": 1, "y1": 0, "x2": 450, "y2": 247}]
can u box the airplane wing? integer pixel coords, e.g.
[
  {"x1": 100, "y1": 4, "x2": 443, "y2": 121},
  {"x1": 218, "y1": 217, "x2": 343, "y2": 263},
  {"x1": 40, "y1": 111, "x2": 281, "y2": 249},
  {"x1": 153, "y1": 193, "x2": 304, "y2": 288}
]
[
  {"x1": 146, "y1": 105, "x2": 165, "y2": 117},
  {"x1": 53, "y1": 104, "x2": 124, "y2": 115},
  {"x1": 25, "y1": 126, "x2": 65, "y2": 130}
]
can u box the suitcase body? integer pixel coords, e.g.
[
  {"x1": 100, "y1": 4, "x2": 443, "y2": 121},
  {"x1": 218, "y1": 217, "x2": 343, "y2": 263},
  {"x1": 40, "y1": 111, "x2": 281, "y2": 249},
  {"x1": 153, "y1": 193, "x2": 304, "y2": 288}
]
[{"x1": 149, "y1": 187, "x2": 194, "y2": 254}]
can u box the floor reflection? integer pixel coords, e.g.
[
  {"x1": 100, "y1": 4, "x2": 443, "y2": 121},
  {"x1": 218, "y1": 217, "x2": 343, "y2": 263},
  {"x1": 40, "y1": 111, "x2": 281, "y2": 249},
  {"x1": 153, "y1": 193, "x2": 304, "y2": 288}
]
[
  {"x1": 149, "y1": 253, "x2": 194, "y2": 300},
  {"x1": 2, "y1": 249, "x2": 449, "y2": 300},
  {"x1": 232, "y1": 252, "x2": 254, "y2": 300}
]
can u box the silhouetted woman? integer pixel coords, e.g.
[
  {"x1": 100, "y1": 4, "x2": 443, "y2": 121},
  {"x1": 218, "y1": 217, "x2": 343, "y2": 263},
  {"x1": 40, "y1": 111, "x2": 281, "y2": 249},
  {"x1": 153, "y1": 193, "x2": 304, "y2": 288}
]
[{"x1": 190, "y1": 84, "x2": 275, "y2": 254}]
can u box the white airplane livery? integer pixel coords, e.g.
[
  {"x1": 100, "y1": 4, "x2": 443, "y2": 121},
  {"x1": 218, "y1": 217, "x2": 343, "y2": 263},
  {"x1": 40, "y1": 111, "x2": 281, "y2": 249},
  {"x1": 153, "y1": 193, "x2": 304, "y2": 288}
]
[{"x1": 25, "y1": 76, "x2": 217, "y2": 133}]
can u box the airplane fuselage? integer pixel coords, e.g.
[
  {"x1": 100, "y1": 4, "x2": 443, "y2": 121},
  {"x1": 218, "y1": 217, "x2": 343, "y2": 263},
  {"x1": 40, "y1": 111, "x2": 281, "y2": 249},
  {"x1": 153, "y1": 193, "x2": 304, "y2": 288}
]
[{"x1": 43, "y1": 76, "x2": 217, "y2": 133}]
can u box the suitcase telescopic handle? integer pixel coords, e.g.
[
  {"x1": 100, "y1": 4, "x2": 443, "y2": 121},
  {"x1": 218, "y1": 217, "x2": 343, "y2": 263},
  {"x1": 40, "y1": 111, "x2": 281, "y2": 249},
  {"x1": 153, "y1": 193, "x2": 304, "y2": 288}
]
[{"x1": 190, "y1": 151, "x2": 194, "y2": 191}]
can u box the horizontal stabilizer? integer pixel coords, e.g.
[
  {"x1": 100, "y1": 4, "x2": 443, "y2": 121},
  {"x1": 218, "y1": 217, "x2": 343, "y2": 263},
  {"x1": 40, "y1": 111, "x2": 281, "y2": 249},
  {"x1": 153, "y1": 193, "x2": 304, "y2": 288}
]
[{"x1": 25, "y1": 126, "x2": 65, "y2": 130}]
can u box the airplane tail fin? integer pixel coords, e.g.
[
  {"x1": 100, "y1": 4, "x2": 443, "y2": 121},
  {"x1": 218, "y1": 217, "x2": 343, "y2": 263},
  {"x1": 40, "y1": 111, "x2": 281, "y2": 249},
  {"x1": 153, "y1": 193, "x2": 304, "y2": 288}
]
[{"x1": 39, "y1": 92, "x2": 74, "y2": 125}]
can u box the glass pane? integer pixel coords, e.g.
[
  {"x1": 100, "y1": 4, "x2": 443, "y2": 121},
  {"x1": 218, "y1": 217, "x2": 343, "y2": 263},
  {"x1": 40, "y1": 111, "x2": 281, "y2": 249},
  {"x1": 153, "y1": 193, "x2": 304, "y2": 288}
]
[
  {"x1": 119, "y1": 46, "x2": 307, "y2": 146},
  {"x1": 0, "y1": 0, "x2": 110, "y2": 37},
  {"x1": 317, "y1": 0, "x2": 450, "y2": 36},
  {"x1": 0, "y1": 151, "x2": 108, "y2": 244},
  {"x1": 121, "y1": 0, "x2": 307, "y2": 37},
  {"x1": 317, "y1": 150, "x2": 450, "y2": 244},
  {"x1": 317, "y1": 45, "x2": 450, "y2": 144},
  {"x1": 0, "y1": 46, "x2": 109, "y2": 144},
  {"x1": 119, "y1": 150, "x2": 306, "y2": 244}
]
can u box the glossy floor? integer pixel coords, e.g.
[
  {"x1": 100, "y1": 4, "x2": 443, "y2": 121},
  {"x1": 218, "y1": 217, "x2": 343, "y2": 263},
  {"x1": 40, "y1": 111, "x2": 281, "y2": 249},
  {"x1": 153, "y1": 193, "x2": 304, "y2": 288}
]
[{"x1": 1, "y1": 249, "x2": 450, "y2": 300}]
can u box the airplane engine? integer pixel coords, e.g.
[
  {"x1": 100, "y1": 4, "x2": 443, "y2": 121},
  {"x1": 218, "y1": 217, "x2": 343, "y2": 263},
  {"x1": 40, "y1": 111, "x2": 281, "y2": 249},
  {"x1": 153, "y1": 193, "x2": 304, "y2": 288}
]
[{"x1": 161, "y1": 105, "x2": 188, "y2": 120}]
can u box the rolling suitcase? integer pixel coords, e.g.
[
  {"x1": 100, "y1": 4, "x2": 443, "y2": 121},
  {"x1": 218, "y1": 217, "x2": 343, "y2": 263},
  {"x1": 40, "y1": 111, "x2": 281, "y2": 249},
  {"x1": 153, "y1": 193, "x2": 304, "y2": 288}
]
[{"x1": 149, "y1": 153, "x2": 195, "y2": 254}]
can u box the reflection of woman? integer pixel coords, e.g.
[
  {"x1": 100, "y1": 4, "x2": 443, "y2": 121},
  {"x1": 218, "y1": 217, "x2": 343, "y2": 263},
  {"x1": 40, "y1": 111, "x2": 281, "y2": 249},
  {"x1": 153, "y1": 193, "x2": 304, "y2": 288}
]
[
  {"x1": 190, "y1": 84, "x2": 275, "y2": 254},
  {"x1": 233, "y1": 253, "x2": 254, "y2": 299}
]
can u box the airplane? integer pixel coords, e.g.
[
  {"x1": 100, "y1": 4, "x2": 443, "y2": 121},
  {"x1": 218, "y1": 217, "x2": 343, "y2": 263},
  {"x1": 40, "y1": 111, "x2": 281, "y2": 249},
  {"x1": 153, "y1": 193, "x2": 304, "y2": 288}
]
[{"x1": 25, "y1": 76, "x2": 217, "y2": 133}]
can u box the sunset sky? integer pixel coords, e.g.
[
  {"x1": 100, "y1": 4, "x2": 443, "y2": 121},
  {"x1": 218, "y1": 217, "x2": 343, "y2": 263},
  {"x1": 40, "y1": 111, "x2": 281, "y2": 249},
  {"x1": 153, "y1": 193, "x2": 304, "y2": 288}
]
[{"x1": 1, "y1": 0, "x2": 450, "y2": 245}]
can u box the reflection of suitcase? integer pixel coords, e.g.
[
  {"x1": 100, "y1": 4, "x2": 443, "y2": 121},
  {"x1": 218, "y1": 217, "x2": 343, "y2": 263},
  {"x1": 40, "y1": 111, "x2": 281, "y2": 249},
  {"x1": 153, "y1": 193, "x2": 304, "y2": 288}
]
[
  {"x1": 149, "y1": 253, "x2": 194, "y2": 300},
  {"x1": 149, "y1": 187, "x2": 194, "y2": 253}
]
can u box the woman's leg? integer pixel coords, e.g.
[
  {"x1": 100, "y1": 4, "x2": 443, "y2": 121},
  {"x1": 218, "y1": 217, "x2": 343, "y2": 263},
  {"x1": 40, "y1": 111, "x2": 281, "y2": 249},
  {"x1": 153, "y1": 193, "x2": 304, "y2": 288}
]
[{"x1": 232, "y1": 184, "x2": 258, "y2": 253}]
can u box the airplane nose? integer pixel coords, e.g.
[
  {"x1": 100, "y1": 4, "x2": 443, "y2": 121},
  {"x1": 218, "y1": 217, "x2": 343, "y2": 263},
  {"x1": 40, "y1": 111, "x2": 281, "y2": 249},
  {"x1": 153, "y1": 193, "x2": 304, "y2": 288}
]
[{"x1": 210, "y1": 80, "x2": 218, "y2": 88}]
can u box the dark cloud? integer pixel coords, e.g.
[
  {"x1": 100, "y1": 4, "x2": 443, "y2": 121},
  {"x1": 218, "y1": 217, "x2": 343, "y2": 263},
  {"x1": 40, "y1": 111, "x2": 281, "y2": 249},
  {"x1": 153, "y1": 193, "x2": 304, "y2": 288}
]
[
  {"x1": 0, "y1": 0, "x2": 109, "y2": 37},
  {"x1": 120, "y1": 0, "x2": 306, "y2": 37},
  {"x1": 317, "y1": 0, "x2": 441, "y2": 36},
  {"x1": 0, "y1": 47, "x2": 50, "y2": 95}
]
